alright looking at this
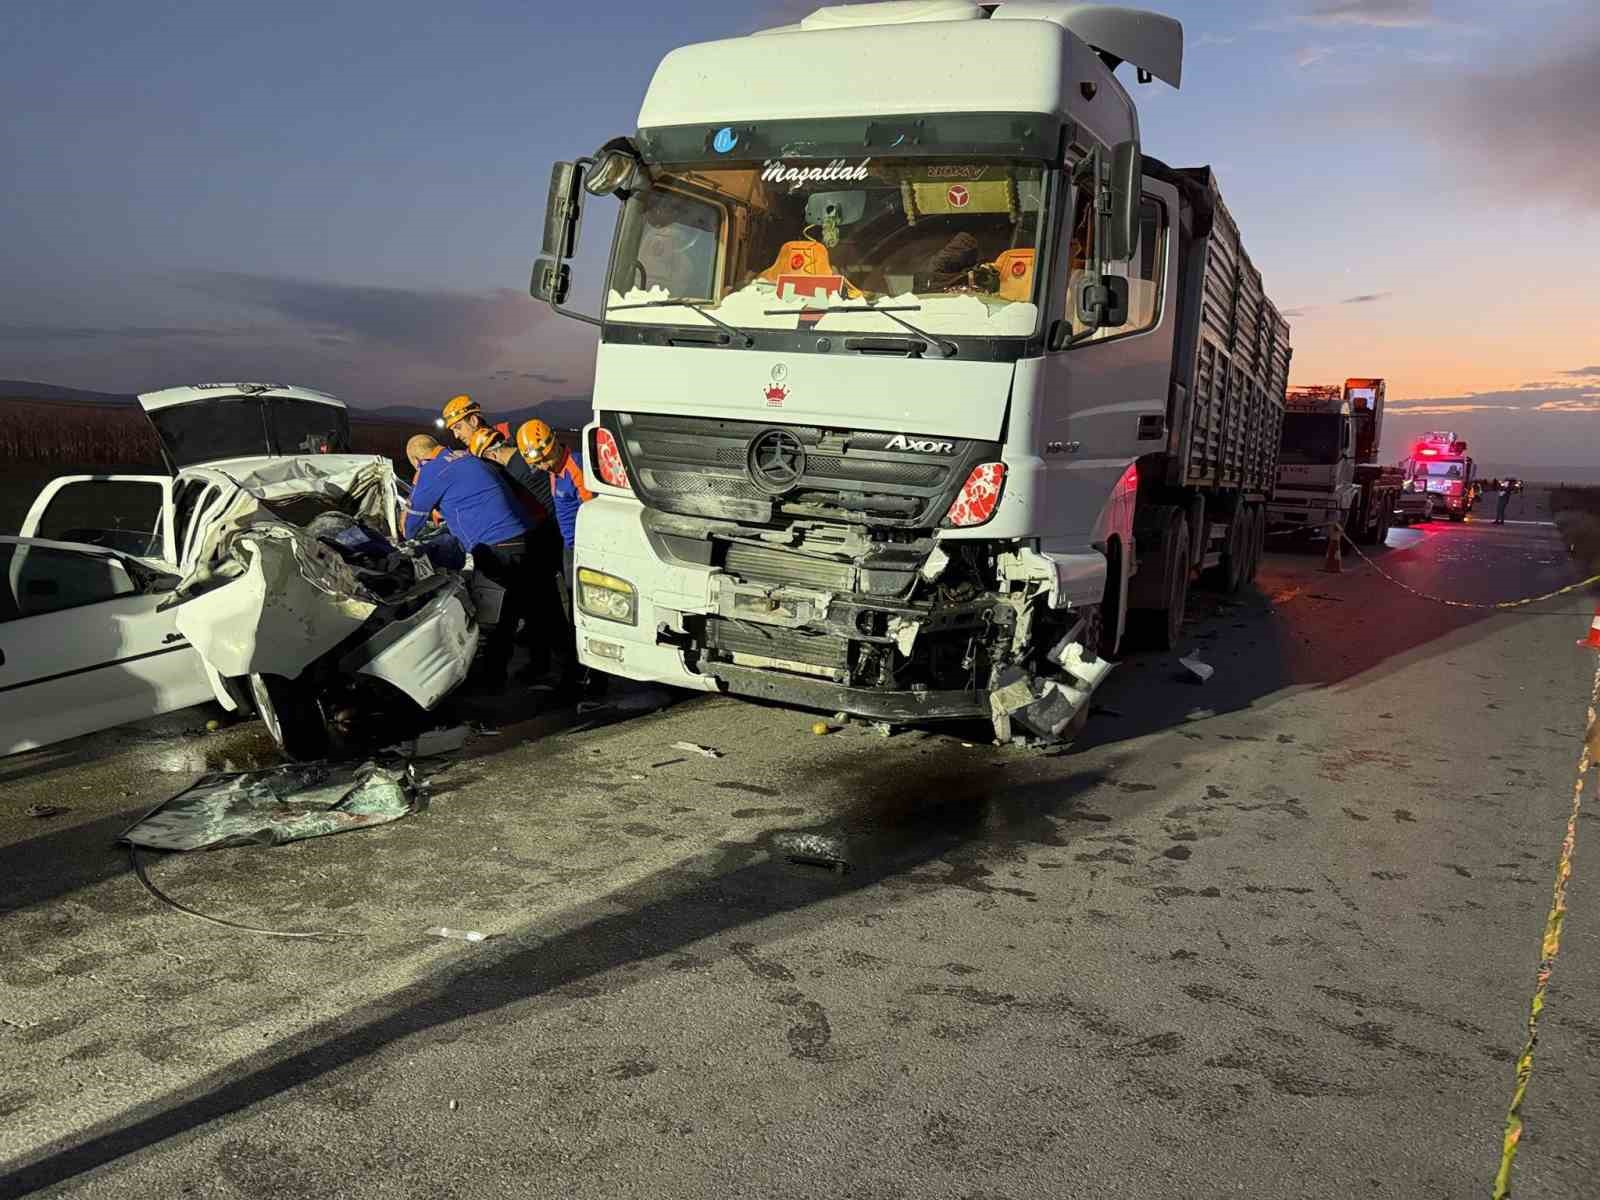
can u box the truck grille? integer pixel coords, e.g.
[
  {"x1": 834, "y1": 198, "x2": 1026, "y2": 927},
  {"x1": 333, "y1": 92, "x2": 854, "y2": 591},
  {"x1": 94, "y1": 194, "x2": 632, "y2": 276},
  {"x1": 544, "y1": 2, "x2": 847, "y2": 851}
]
[
  {"x1": 702, "y1": 617, "x2": 851, "y2": 671},
  {"x1": 722, "y1": 542, "x2": 854, "y2": 591},
  {"x1": 602, "y1": 412, "x2": 997, "y2": 529}
]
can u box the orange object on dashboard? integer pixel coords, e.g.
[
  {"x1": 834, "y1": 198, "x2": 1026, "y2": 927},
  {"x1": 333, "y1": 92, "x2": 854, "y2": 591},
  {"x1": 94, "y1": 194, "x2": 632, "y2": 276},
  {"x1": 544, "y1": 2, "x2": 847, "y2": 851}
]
[
  {"x1": 761, "y1": 240, "x2": 834, "y2": 281},
  {"x1": 992, "y1": 249, "x2": 1035, "y2": 301}
]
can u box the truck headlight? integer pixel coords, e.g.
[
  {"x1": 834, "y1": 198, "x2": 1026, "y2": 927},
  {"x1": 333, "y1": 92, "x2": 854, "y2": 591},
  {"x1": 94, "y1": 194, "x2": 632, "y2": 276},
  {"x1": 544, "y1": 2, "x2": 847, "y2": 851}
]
[{"x1": 576, "y1": 567, "x2": 637, "y2": 625}]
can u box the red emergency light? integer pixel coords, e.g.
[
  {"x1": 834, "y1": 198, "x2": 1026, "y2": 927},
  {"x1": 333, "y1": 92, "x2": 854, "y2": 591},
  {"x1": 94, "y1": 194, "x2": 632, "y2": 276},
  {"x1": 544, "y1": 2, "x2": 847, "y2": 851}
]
[{"x1": 1419, "y1": 447, "x2": 1437, "y2": 455}]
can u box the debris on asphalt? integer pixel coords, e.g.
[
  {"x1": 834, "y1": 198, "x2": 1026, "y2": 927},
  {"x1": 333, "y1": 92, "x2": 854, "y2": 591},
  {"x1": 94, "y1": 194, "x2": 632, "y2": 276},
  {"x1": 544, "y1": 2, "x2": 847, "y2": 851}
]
[
  {"x1": 772, "y1": 831, "x2": 851, "y2": 873},
  {"x1": 396, "y1": 725, "x2": 470, "y2": 757},
  {"x1": 579, "y1": 685, "x2": 675, "y2": 717},
  {"x1": 1179, "y1": 653, "x2": 1215, "y2": 683},
  {"x1": 121, "y1": 762, "x2": 424, "y2": 851},
  {"x1": 671, "y1": 741, "x2": 724, "y2": 759},
  {"x1": 26, "y1": 804, "x2": 69, "y2": 819},
  {"x1": 205, "y1": 719, "x2": 221, "y2": 733},
  {"x1": 427, "y1": 927, "x2": 487, "y2": 942},
  {"x1": 449, "y1": 1099, "x2": 459, "y2": 1111},
  {"x1": 811, "y1": 720, "x2": 832, "y2": 736},
  {"x1": 871, "y1": 722, "x2": 896, "y2": 738}
]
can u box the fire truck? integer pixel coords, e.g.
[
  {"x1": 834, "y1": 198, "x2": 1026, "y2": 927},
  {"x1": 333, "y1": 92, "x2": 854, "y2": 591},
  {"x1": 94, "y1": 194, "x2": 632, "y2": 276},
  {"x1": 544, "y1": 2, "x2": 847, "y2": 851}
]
[{"x1": 1400, "y1": 431, "x2": 1475, "y2": 523}]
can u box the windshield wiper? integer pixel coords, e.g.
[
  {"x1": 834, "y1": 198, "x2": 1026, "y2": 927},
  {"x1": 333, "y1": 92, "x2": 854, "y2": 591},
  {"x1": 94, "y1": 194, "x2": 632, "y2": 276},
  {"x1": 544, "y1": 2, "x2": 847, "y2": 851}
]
[
  {"x1": 766, "y1": 304, "x2": 958, "y2": 359},
  {"x1": 606, "y1": 299, "x2": 753, "y2": 347}
]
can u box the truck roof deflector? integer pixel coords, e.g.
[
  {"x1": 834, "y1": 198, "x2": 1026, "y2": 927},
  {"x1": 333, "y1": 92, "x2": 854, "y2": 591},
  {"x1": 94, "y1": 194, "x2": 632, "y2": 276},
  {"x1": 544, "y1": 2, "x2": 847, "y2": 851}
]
[{"x1": 994, "y1": 3, "x2": 1183, "y2": 88}]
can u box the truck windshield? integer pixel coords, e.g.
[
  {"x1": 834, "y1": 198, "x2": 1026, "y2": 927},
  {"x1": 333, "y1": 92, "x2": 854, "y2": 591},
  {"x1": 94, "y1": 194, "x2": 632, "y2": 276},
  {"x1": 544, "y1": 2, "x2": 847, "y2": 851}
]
[
  {"x1": 605, "y1": 159, "x2": 1047, "y2": 339},
  {"x1": 1417, "y1": 461, "x2": 1465, "y2": 478},
  {"x1": 1279, "y1": 413, "x2": 1343, "y2": 465}
]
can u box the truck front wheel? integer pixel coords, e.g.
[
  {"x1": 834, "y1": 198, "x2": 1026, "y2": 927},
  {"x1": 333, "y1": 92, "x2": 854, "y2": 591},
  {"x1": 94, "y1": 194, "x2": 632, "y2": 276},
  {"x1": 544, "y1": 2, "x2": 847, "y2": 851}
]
[{"x1": 1127, "y1": 515, "x2": 1190, "y2": 652}]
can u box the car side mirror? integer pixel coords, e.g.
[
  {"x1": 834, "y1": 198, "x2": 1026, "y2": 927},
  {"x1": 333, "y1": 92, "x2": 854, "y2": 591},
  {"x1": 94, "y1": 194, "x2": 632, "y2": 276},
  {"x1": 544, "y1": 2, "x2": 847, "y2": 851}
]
[
  {"x1": 542, "y1": 161, "x2": 583, "y2": 259},
  {"x1": 1106, "y1": 139, "x2": 1141, "y2": 262}
]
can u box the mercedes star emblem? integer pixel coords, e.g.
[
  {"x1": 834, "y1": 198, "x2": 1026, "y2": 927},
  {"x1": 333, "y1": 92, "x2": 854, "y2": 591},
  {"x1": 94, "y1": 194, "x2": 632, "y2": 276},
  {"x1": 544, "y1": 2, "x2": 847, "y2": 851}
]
[{"x1": 747, "y1": 429, "x2": 806, "y2": 494}]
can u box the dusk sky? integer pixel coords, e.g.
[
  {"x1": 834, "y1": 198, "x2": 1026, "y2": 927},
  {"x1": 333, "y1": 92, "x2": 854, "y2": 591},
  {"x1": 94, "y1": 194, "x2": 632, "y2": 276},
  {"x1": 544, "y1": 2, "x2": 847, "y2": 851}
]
[{"x1": 2, "y1": 0, "x2": 1596, "y2": 467}]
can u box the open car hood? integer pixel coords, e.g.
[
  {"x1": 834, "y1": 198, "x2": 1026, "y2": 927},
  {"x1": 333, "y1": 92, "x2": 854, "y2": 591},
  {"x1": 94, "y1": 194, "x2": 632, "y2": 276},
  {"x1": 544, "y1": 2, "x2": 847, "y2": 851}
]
[{"x1": 138, "y1": 382, "x2": 354, "y2": 470}]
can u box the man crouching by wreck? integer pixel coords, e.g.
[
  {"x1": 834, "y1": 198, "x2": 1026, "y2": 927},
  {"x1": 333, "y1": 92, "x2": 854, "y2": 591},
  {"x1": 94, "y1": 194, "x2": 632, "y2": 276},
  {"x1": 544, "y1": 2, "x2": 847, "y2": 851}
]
[{"x1": 405, "y1": 434, "x2": 542, "y2": 691}]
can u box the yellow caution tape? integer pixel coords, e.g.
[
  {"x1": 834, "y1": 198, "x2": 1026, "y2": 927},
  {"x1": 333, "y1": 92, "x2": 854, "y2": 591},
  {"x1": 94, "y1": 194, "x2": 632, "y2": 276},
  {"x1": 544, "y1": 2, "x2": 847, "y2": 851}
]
[
  {"x1": 1491, "y1": 658, "x2": 1600, "y2": 1198},
  {"x1": 1338, "y1": 531, "x2": 1600, "y2": 611}
]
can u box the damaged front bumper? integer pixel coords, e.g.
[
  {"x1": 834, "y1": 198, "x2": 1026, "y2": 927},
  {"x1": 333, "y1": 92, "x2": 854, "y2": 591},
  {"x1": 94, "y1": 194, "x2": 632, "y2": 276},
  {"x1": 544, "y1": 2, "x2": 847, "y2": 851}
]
[{"x1": 575, "y1": 495, "x2": 1113, "y2": 738}]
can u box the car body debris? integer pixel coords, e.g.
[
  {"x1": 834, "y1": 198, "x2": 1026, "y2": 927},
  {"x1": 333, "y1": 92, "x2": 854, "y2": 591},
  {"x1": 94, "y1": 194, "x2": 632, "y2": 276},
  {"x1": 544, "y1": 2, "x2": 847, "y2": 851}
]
[
  {"x1": 121, "y1": 761, "x2": 424, "y2": 851},
  {"x1": 428, "y1": 927, "x2": 487, "y2": 942},
  {"x1": 391, "y1": 725, "x2": 471, "y2": 757},
  {"x1": 671, "y1": 741, "x2": 724, "y2": 759},
  {"x1": 771, "y1": 830, "x2": 851, "y2": 873},
  {"x1": 26, "y1": 804, "x2": 70, "y2": 819},
  {"x1": 1179, "y1": 653, "x2": 1215, "y2": 683}
]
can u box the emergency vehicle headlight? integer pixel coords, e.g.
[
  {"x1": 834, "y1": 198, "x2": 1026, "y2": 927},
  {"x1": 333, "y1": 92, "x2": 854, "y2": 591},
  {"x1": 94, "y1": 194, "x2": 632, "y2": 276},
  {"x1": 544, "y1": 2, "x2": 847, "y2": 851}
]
[{"x1": 576, "y1": 568, "x2": 637, "y2": 625}]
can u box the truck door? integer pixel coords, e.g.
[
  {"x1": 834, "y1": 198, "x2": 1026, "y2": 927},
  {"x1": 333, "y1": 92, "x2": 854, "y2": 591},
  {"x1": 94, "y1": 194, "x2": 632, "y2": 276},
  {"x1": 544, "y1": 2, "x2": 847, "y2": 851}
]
[
  {"x1": 19, "y1": 476, "x2": 176, "y2": 565},
  {"x1": 1030, "y1": 177, "x2": 1180, "y2": 553}
]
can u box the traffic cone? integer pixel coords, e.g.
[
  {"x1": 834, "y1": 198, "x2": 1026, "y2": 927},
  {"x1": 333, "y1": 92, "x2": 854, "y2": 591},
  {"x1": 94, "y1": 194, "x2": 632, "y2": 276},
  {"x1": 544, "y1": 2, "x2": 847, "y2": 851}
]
[
  {"x1": 1580, "y1": 606, "x2": 1600, "y2": 651},
  {"x1": 1323, "y1": 522, "x2": 1343, "y2": 574}
]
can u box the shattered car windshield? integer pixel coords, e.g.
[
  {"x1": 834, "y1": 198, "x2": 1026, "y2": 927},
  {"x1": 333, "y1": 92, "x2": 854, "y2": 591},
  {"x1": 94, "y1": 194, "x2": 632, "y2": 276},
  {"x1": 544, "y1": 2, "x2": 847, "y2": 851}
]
[{"x1": 606, "y1": 158, "x2": 1047, "y2": 338}]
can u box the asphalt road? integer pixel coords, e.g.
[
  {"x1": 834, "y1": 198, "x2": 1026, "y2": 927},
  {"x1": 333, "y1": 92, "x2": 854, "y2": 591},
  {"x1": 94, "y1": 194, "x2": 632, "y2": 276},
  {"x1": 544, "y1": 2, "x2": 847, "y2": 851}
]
[{"x1": 2, "y1": 487, "x2": 1597, "y2": 1199}]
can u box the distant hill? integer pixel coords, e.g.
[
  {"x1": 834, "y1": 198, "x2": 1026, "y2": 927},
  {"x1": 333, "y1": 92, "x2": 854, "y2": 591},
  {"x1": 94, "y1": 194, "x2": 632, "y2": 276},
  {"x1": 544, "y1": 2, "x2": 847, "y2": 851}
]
[
  {"x1": 0, "y1": 380, "x2": 136, "y2": 406},
  {"x1": 356, "y1": 395, "x2": 592, "y2": 429},
  {"x1": 1476, "y1": 462, "x2": 1600, "y2": 486},
  {"x1": 0, "y1": 382, "x2": 591, "y2": 432}
]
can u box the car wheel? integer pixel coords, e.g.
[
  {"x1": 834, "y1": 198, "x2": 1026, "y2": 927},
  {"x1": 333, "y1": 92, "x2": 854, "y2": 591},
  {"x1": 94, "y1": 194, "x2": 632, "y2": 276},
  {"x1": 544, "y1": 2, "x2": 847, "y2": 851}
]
[{"x1": 249, "y1": 673, "x2": 330, "y2": 761}]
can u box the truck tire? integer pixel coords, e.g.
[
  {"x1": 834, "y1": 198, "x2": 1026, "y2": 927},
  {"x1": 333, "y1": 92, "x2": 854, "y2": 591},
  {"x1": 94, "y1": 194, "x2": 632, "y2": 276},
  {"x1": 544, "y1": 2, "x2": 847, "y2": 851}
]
[
  {"x1": 1245, "y1": 504, "x2": 1265, "y2": 582},
  {"x1": 1127, "y1": 515, "x2": 1190, "y2": 652},
  {"x1": 1209, "y1": 509, "x2": 1248, "y2": 594},
  {"x1": 249, "y1": 673, "x2": 331, "y2": 761}
]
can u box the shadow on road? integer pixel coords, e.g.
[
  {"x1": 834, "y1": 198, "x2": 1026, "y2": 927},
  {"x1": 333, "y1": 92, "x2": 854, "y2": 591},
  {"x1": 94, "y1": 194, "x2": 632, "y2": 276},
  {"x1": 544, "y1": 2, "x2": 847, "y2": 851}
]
[{"x1": 0, "y1": 749, "x2": 1115, "y2": 1197}]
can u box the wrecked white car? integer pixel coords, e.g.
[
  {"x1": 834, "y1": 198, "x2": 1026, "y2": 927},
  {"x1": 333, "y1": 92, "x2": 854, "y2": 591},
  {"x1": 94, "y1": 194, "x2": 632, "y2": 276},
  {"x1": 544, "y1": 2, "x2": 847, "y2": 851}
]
[
  {"x1": 0, "y1": 536, "x2": 215, "y2": 756},
  {"x1": 13, "y1": 383, "x2": 479, "y2": 759}
]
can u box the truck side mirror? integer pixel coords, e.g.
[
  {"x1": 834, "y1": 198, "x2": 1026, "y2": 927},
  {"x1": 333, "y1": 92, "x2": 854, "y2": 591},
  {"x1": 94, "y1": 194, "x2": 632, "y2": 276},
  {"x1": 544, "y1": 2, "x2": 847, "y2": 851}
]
[
  {"x1": 1106, "y1": 139, "x2": 1141, "y2": 262},
  {"x1": 530, "y1": 257, "x2": 570, "y2": 305},
  {"x1": 1074, "y1": 274, "x2": 1130, "y2": 330},
  {"x1": 543, "y1": 161, "x2": 583, "y2": 260}
]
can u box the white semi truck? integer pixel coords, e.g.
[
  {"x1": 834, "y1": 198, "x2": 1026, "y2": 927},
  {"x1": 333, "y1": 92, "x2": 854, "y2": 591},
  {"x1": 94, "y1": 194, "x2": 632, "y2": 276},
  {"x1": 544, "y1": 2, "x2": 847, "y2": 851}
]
[
  {"x1": 533, "y1": 2, "x2": 1289, "y2": 740},
  {"x1": 1268, "y1": 377, "x2": 1401, "y2": 544}
]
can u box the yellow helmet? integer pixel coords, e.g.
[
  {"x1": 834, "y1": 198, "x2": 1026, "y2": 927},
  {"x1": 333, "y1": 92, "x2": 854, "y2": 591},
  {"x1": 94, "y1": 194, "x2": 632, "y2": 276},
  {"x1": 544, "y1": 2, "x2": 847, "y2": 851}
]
[
  {"x1": 467, "y1": 427, "x2": 504, "y2": 458},
  {"x1": 516, "y1": 418, "x2": 559, "y2": 467},
  {"x1": 440, "y1": 394, "x2": 481, "y2": 427}
]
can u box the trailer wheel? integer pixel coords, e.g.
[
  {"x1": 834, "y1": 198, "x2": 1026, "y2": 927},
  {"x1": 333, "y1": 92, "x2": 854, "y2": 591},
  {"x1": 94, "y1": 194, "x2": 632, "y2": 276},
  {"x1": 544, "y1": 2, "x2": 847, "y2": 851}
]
[
  {"x1": 249, "y1": 673, "x2": 331, "y2": 761},
  {"x1": 1207, "y1": 508, "x2": 1248, "y2": 593},
  {"x1": 1127, "y1": 515, "x2": 1189, "y2": 652}
]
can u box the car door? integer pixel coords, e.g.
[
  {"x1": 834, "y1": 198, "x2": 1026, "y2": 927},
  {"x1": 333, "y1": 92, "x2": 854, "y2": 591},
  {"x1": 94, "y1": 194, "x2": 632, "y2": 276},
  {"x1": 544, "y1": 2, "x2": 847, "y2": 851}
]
[
  {"x1": 20, "y1": 475, "x2": 176, "y2": 564},
  {"x1": 0, "y1": 537, "x2": 212, "y2": 756}
]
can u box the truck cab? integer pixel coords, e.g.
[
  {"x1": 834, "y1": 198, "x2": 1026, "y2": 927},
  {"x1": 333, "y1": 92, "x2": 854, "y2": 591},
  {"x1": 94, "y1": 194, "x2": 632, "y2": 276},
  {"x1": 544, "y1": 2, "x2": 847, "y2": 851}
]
[
  {"x1": 1270, "y1": 387, "x2": 1357, "y2": 530},
  {"x1": 531, "y1": 3, "x2": 1289, "y2": 742},
  {"x1": 1268, "y1": 376, "x2": 1398, "y2": 544}
]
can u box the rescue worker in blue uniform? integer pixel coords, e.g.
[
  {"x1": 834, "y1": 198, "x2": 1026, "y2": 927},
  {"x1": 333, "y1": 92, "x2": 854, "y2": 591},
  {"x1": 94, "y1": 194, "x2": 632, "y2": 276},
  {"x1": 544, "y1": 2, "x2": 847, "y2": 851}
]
[
  {"x1": 404, "y1": 434, "x2": 539, "y2": 689},
  {"x1": 468, "y1": 425, "x2": 574, "y2": 689},
  {"x1": 514, "y1": 420, "x2": 593, "y2": 586}
]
